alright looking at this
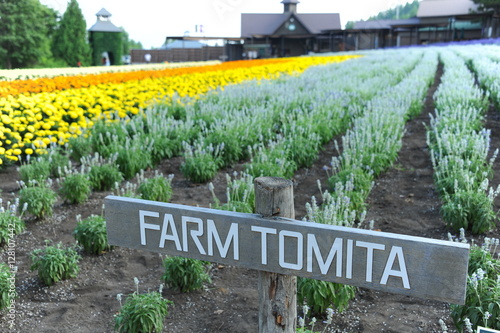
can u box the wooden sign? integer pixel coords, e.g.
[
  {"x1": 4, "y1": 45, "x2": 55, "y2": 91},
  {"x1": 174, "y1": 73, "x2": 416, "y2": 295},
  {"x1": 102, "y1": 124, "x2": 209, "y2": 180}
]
[
  {"x1": 104, "y1": 195, "x2": 469, "y2": 305},
  {"x1": 478, "y1": 327, "x2": 500, "y2": 333}
]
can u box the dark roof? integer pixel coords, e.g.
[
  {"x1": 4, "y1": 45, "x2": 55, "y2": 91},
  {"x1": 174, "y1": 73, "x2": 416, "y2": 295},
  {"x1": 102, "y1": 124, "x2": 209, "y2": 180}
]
[
  {"x1": 417, "y1": 0, "x2": 477, "y2": 17},
  {"x1": 281, "y1": 0, "x2": 300, "y2": 3},
  {"x1": 241, "y1": 12, "x2": 341, "y2": 37}
]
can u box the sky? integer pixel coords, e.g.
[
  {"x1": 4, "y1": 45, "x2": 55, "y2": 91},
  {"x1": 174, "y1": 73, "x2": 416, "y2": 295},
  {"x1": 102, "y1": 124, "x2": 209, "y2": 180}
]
[{"x1": 40, "y1": 0, "x2": 414, "y2": 49}]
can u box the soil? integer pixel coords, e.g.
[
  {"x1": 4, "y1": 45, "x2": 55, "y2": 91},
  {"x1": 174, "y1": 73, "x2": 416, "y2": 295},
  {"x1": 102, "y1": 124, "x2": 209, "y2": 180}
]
[{"x1": 1, "y1": 65, "x2": 500, "y2": 333}]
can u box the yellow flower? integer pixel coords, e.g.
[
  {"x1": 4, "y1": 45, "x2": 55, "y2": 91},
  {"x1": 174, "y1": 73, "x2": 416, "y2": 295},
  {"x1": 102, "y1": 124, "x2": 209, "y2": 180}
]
[{"x1": 0, "y1": 55, "x2": 360, "y2": 158}]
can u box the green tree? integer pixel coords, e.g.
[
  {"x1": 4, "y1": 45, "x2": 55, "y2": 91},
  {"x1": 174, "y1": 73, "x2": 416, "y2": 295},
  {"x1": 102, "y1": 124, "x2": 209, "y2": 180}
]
[
  {"x1": 472, "y1": 0, "x2": 500, "y2": 12},
  {"x1": 52, "y1": 0, "x2": 90, "y2": 66},
  {"x1": 472, "y1": 0, "x2": 500, "y2": 37},
  {"x1": 344, "y1": 1, "x2": 419, "y2": 30},
  {"x1": 0, "y1": 0, "x2": 57, "y2": 69},
  {"x1": 121, "y1": 29, "x2": 143, "y2": 56},
  {"x1": 369, "y1": 0, "x2": 419, "y2": 20}
]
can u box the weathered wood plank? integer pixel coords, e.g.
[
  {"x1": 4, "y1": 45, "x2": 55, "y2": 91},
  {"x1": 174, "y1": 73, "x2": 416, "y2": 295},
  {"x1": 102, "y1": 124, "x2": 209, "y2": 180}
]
[
  {"x1": 104, "y1": 195, "x2": 469, "y2": 305},
  {"x1": 255, "y1": 177, "x2": 296, "y2": 333}
]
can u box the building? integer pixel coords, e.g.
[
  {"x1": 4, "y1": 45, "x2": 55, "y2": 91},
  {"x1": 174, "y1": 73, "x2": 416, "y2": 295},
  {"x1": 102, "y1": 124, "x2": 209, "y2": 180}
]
[
  {"x1": 346, "y1": 0, "x2": 488, "y2": 50},
  {"x1": 88, "y1": 8, "x2": 123, "y2": 66},
  {"x1": 241, "y1": 0, "x2": 342, "y2": 57}
]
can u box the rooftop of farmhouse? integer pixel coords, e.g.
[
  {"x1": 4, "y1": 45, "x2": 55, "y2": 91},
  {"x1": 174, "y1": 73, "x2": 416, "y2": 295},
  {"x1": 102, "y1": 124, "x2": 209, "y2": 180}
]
[{"x1": 133, "y1": 0, "x2": 499, "y2": 63}]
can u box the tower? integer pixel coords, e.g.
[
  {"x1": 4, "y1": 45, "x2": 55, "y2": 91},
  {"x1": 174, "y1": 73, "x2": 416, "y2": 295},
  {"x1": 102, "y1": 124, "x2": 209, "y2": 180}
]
[
  {"x1": 282, "y1": 0, "x2": 299, "y2": 13},
  {"x1": 88, "y1": 8, "x2": 123, "y2": 66}
]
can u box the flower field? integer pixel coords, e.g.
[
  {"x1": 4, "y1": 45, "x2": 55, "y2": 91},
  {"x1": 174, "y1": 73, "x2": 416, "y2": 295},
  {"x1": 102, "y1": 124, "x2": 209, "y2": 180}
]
[
  {"x1": 0, "y1": 47, "x2": 499, "y2": 333},
  {"x1": 0, "y1": 55, "x2": 355, "y2": 165}
]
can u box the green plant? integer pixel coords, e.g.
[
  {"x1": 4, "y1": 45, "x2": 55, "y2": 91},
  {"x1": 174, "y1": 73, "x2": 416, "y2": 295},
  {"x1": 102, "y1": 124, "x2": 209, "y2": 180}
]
[
  {"x1": 88, "y1": 164, "x2": 123, "y2": 191},
  {"x1": 180, "y1": 142, "x2": 222, "y2": 183},
  {"x1": 30, "y1": 242, "x2": 81, "y2": 286},
  {"x1": 205, "y1": 129, "x2": 242, "y2": 167},
  {"x1": 59, "y1": 173, "x2": 92, "y2": 204},
  {"x1": 114, "y1": 181, "x2": 141, "y2": 199},
  {"x1": 18, "y1": 159, "x2": 51, "y2": 183},
  {"x1": 441, "y1": 179, "x2": 499, "y2": 234},
  {"x1": 0, "y1": 199, "x2": 26, "y2": 246},
  {"x1": 162, "y1": 256, "x2": 211, "y2": 293},
  {"x1": 208, "y1": 172, "x2": 255, "y2": 214},
  {"x1": 18, "y1": 182, "x2": 57, "y2": 219},
  {"x1": 137, "y1": 172, "x2": 174, "y2": 202},
  {"x1": 68, "y1": 135, "x2": 92, "y2": 162},
  {"x1": 114, "y1": 279, "x2": 172, "y2": 333},
  {"x1": 245, "y1": 142, "x2": 296, "y2": 179},
  {"x1": 89, "y1": 120, "x2": 128, "y2": 158},
  {"x1": 43, "y1": 148, "x2": 71, "y2": 178},
  {"x1": 116, "y1": 143, "x2": 153, "y2": 180},
  {"x1": 297, "y1": 305, "x2": 335, "y2": 333},
  {"x1": 297, "y1": 278, "x2": 356, "y2": 316},
  {"x1": 73, "y1": 215, "x2": 110, "y2": 255},
  {"x1": 0, "y1": 263, "x2": 15, "y2": 310},
  {"x1": 327, "y1": 167, "x2": 373, "y2": 215},
  {"x1": 451, "y1": 238, "x2": 500, "y2": 332}
]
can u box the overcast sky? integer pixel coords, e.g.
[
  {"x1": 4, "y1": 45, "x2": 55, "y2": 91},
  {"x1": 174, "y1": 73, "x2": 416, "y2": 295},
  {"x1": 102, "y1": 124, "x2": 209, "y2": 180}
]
[{"x1": 40, "y1": 0, "x2": 414, "y2": 49}]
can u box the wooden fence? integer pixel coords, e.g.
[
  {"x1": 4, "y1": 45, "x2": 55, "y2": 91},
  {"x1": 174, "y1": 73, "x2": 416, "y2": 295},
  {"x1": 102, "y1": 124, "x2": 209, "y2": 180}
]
[{"x1": 131, "y1": 47, "x2": 225, "y2": 63}]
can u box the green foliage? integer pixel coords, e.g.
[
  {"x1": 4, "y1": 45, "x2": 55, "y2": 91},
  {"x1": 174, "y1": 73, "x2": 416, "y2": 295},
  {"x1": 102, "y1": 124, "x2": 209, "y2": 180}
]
[
  {"x1": 114, "y1": 283, "x2": 172, "y2": 333},
  {"x1": 89, "y1": 30, "x2": 123, "y2": 66},
  {"x1": 441, "y1": 187, "x2": 498, "y2": 234},
  {"x1": 89, "y1": 121, "x2": 128, "y2": 158},
  {"x1": 181, "y1": 142, "x2": 222, "y2": 183},
  {"x1": 0, "y1": 263, "x2": 15, "y2": 310},
  {"x1": 369, "y1": 0, "x2": 420, "y2": 20},
  {"x1": 472, "y1": 0, "x2": 500, "y2": 14},
  {"x1": 0, "y1": 0, "x2": 57, "y2": 69},
  {"x1": 297, "y1": 278, "x2": 356, "y2": 315},
  {"x1": 68, "y1": 135, "x2": 92, "y2": 162},
  {"x1": 137, "y1": 174, "x2": 173, "y2": 202},
  {"x1": 18, "y1": 159, "x2": 51, "y2": 183},
  {"x1": 451, "y1": 239, "x2": 500, "y2": 332},
  {"x1": 0, "y1": 200, "x2": 25, "y2": 246},
  {"x1": 297, "y1": 306, "x2": 335, "y2": 333},
  {"x1": 162, "y1": 256, "x2": 211, "y2": 293},
  {"x1": 205, "y1": 130, "x2": 242, "y2": 167},
  {"x1": 73, "y1": 215, "x2": 109, "y2": 255},
  {"x1": 116, "y1": 145, "x2": 153, "y2": 180},
  {"x1": 286, "y1": 134, "x2": 321, "y2": 169},
  {"x1": 35, "y1": 56, "x2": 68, "y2": 69},
  {"x1": 30, "y1": 242, "x2": 81, "y2": 286},
  {"x1": 59, "y1": 173, "x2": 92, "y2": 204},
  {"x1": 19, "y1": 183, "x2": 57, "y2": 219},
  {"x1": 51, "y1": 0, "x2": 91, "y2": 66},
  {"x1": 88, "y1": 164, "x2": 123, "y2": 191},
  {"x1": 209, "y1": 172, "x2": 255, "y2": 214},
  {"x1": 328, "y1": 167, "x2": 373, "y2": 214},
  {"x1": 246, "y1": 142, "x2": 296, "y2": 179},
  {"x1": 344, "y1": 0, "x2": 419, "y2": 29},
  {"x1": 43, "y1": 149, "x2": 71, "y2": 178},
  {"x1": 114, "y1": 181, "x2": 141, "y2": 199},
  {"x1": 121, "y1": 28, "x2": 143, "y2": 55}
]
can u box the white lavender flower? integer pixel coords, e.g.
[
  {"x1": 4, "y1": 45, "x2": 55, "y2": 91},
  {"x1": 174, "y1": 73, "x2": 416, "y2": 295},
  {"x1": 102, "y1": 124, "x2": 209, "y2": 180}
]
[
  {"x1": 463, "y1": 318, "x2": 473, "y2": 333},
  {"x1": 438, "y1": 318, "x2": 448, "y2": 332}
]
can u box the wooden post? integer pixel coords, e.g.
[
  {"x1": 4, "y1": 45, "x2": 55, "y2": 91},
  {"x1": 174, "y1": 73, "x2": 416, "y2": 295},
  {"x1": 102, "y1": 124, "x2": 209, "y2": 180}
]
[{"x1": 254, "y1": 177, "x2": 296, "y2": 333}]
